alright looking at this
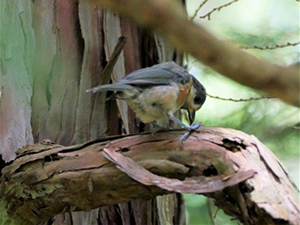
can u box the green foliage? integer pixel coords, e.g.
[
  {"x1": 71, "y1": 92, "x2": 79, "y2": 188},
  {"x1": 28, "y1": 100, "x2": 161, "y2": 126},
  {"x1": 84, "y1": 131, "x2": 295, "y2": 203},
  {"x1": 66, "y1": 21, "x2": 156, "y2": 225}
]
[
  {"x1": 184, "y1": 195, "x2": 237, "y2": 225},
  {"x1": 184, "y1": 0, "x2": 299, "y2": 224}
]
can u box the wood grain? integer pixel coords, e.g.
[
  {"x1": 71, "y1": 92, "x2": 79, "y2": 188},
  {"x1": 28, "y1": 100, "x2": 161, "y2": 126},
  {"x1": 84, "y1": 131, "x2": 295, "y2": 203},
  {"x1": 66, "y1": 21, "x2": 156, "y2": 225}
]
[{"x1": 1, "y1": 127, "x2": 298, "y2": 225}]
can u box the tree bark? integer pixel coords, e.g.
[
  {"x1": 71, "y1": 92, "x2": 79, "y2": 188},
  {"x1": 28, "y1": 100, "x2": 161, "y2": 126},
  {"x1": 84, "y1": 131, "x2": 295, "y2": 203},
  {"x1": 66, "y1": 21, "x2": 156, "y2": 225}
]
[
  {"x1": 1, "y1": 127, "x2": 299, "y2": 225},
  {"x1": 1, "y1": 1, "x2": 298, "y2": 225},
  {"x1": 0, "y1": 0, "x2": 184, "y2": 224},
  {"x1": 88, "y1": 0, "x2": 300, "y2": 107}
]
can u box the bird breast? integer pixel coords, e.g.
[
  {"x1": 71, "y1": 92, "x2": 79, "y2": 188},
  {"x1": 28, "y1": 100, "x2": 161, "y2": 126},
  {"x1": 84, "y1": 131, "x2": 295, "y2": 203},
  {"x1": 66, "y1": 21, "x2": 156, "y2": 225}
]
[{"x1": 124, "y1": 85, "x2": 181, "y2": 123}]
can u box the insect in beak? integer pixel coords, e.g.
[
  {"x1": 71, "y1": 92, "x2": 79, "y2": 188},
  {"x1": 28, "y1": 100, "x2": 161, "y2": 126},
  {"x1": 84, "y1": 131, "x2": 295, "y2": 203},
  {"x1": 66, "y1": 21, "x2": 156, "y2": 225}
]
[{"x1": 188, "y1": 110, "x2": 195, "y2": 125}]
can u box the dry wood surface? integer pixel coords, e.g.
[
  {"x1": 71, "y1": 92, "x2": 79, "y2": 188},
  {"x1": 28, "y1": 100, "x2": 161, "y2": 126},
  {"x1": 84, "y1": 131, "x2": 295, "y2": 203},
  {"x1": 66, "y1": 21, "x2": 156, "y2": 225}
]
[{"x1": 1, "y1": 127, "x2": 299, "y2": 225}]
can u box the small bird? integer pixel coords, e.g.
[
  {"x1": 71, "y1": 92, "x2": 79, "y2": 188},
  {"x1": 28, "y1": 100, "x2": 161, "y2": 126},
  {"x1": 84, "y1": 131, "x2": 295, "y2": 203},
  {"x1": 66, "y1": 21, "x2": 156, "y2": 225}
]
[{"x1": 87, "y1": 61, "x2": 206, "y2": 141}]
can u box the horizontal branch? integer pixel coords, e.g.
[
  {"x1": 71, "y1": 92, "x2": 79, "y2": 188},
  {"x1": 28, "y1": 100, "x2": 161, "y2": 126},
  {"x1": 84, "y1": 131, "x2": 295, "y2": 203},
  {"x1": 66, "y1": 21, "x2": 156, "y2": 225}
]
[
  {"x1": 1, "y1": 127, "x2": 299, "y2": 225},
  {"x1": 207, "y1": 93, "x2": 273, "y2": 102},
  {"x1": 240, "y1": 42, "x2": 300, "y2": 50},
  {"x1": 88, "y1": 0, "x2": 299, "y2": 107}
]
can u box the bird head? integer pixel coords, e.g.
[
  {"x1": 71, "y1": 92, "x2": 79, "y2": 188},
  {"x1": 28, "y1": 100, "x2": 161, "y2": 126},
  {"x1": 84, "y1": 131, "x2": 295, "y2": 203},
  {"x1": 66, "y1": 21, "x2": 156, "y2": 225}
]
[{"x1": 182, "y1": 76, "x2": 206, "y2": 125}]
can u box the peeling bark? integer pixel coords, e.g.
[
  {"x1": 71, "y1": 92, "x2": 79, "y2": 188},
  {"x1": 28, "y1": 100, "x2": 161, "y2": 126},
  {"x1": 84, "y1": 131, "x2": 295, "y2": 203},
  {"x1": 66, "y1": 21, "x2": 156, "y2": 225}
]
[
  {"x1": 1, "y1": 1, "x2": 298, "y2": 225},
  {"x1": 1, "y1": 127, "x2": 299, "y2": 225},
  {"x1": 1, "y1": 0, "x2": 185, "y2": 224}
]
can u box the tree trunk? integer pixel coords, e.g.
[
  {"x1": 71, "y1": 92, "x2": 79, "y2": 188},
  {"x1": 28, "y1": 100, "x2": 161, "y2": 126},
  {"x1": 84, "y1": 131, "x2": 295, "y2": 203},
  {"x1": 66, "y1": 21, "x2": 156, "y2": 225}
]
[{"x1": 0, "y1": 0, "x2": 184, "y2": 224}]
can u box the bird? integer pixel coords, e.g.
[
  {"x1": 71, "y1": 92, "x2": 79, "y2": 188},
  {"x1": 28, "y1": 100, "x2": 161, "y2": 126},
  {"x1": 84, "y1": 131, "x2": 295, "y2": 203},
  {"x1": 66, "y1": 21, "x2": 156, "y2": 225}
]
[{"x1": 86, "y1": 61, "x2": 206, "y2": 142}]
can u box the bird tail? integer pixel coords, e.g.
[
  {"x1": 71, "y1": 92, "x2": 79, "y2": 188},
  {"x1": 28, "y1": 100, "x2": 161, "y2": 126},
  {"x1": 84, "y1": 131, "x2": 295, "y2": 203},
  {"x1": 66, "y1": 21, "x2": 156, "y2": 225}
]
[{"x1": 86, "y1": 83, "x2": 134, "y2": 93}]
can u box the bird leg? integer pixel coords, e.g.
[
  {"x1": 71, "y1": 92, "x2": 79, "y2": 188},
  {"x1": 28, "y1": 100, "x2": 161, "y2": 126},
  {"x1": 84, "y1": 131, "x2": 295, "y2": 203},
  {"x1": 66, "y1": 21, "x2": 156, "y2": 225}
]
[
  {"x1": 168, "y1": 114, "x2": 202, "y2": 143},
  {"x1": 168, "y1": 114, "x2": 202, "y2": 131},
  {"x1": 150, "y1": 122, "x2": 171, "y2": 135}
]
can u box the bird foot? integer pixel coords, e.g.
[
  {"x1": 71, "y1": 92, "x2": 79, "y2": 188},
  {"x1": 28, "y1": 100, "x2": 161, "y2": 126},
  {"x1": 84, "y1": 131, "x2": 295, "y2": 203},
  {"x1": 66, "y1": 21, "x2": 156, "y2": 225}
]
[
  {"x1": 179, "y1": 122, "x2": 202, "y2": 145},
  {"x1": 187, "y1": 122, "x2": 202, "y2": 131}
]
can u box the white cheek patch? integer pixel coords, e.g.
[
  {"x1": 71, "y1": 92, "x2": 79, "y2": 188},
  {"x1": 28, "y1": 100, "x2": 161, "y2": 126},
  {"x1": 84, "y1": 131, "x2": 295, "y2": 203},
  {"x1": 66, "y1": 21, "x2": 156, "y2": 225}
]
[
  {"x1": 196, "y1": 104, "x2": 202, "y2": 111},
  {"x1": 186, "y1": 87, "x2": 197, "y2": 110}
]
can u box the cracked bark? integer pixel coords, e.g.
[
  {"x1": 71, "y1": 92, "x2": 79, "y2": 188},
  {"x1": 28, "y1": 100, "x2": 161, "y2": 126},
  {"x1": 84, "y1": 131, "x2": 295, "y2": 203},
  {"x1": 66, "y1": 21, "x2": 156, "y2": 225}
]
[
  {"x1": 1, "y1": 1, "x2": 299, "y2": 225},
  {"x1": 0, "y1": 0, "x2": 185, "y2": 224},
  {"x1": 1, "y1": 127, "x2": 299, "y2": 225}
]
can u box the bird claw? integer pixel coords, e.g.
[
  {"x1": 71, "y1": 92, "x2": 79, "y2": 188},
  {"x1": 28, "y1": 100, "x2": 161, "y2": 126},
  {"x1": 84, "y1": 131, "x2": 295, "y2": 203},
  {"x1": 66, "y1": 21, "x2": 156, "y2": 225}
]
[
  {"x1": 188, "y1": 122, "x2": 202, "y2": 131},
  {"x1": 179, "y1": 132, "x2": 190, "y2": 145},
  {"x1": 179, "y1": 122, "x2": 203, "y2": 146}
]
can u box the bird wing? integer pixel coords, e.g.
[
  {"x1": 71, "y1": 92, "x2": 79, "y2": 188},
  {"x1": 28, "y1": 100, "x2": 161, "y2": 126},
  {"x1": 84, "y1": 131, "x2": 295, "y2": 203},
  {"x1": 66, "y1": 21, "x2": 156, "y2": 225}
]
[
  {"x1": 86, "y1": 62, "x2": 191, "y2": 93},
  {"x1": 122, "y1": 62, "x2": 190, "y2": 86},
  {"x1": 86, "y1": 83, "x2": 135, "y2": 93}
]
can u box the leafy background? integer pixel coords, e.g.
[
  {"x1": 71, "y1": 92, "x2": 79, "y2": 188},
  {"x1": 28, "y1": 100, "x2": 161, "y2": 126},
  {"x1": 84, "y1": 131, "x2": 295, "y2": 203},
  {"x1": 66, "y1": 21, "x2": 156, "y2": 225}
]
[{"x1": 183, "y1": 0, "x2": 299, "y2": 224}]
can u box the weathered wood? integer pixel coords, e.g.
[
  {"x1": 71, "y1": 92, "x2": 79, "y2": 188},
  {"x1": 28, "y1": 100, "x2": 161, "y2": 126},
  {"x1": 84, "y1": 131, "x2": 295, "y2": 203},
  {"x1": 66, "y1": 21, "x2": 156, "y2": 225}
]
[
  {"x1": 102, "y1": 148, "x2": 255, "y2": 193},
  {"x1": 0, "y1": 0, "x2": 35, "y2": 162},
  {"x1": 3, "y1": 1, "x2": 297, "y2": 225},
  {"x1": 0, "y1": 0, "x2": 185, "y2": 224},
  {"x1": 1, "y1": 127, "x2": 299, "y2": 225}
]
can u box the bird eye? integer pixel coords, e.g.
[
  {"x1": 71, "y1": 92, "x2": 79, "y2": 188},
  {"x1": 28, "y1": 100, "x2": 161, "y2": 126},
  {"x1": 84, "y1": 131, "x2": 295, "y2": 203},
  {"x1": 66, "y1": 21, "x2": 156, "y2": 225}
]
[{"x1": 194, "y1": 96, "x2": 201, "y2": 104}]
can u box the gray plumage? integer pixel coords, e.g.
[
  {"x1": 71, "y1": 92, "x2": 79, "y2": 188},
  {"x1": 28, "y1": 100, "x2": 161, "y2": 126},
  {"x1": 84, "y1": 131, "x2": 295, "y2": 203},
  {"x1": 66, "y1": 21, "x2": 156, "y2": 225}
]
[
  {"x1": 86, "y1": 61, "x2": 206, "y2": 128},
  {"x1": 86, "y1": 62, "x2": 191, "y2": 94}
]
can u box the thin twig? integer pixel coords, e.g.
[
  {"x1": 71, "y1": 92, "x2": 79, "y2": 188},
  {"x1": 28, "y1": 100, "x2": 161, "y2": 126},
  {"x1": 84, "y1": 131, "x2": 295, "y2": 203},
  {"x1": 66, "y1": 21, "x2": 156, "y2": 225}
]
[
  {"x1": 207, "y1": 93, "x2": 273, "y2": 102},
  {"x1": 214, "y1": 207, "x2": 220, "y2": 218},
  {"x1": 101, "y1": 36, "x2": 127, "y2": 84},
  {"x1": 199, "y1": 0, "x2": 239, "y2": 20},
  {"x1": 241, "y1": 42, "x2": 300, "y2": 50},
  {"x1": 87, "y1": 36, "x2": 127, "y2": 93},
  {"x1": 207, "y1": 198, "x2": 216, "y2": 225},
  {"x1": 184, "y1": 53, "x2": 190, "y2": 69},
  {"x1": 191, "y1": 0, "x2": 210, "y2": 20}
]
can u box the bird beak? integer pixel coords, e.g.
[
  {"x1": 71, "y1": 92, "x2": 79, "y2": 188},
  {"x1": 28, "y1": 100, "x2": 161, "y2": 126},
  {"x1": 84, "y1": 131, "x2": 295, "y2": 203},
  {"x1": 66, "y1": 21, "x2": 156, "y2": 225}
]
[{"x1": 188, "y1": 110, "x2": 195, "y2": 125}]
